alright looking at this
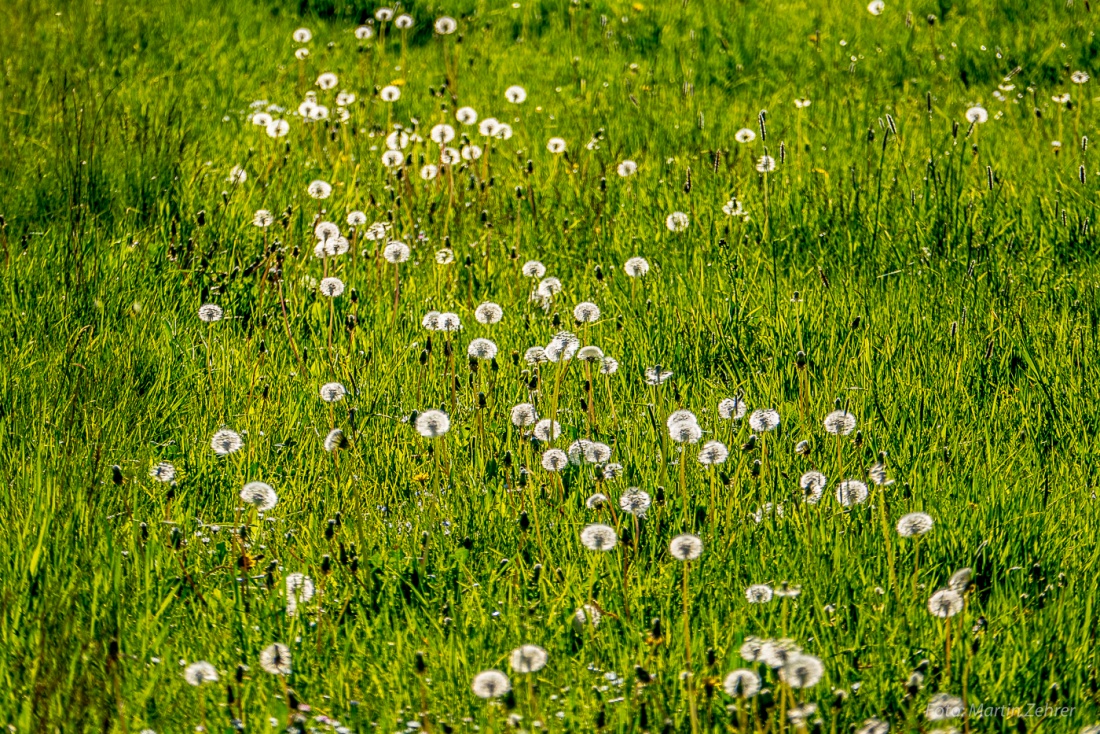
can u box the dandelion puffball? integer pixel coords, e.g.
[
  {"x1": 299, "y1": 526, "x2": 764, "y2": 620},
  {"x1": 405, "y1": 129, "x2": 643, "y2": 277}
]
[
  {"x1": 669, "y1": 533, "x2": 703, "y2": 561},
  {"x1": 415, "y1": 410, "x2": 450, "y2": 438}
]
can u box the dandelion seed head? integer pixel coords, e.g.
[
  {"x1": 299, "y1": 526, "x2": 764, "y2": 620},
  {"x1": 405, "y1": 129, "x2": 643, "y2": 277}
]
[
  {"x1": 240, "y1": 481, "x2": 278, "y2": 512},
  {"x1": 580, "y1": 523, "x2": 618, "y2": 551},
  {"x1": 669, "y1": 533, "x2": 703, "y2": 561},
  {"x1": 746, "y1": 584, "x2": 774, "y2": 603},
  {"x1": 724, "y1": 669, "x2": 761, "y2": 698},
  {"x1": 510, "y1": 645, "x2": 548, "y2": 674},
  {"x1": 471, "y1": 669, "x2": 511, "y2": 698},
  {"x1": 211, "y1": 429, "x2": 243, "y2": 456},
  {"x1": 467, "y1": 338, "x2": 498, "y2": 360},
  {"x1": 259, "y1": 643, "x2": 292, "y2": 676},
  {"x1": 198, "y1": 304, "x2": 224, "y2": 322},
  {"x1": 748, "y1": 409, "x2": 780, "y2": 432},
  {"x1": 183, "y1": 661, "x2": 218, "y2": 686},
  {"x1": 541, "y1": 448, "x2": 569, "y2": 471},
  {"x1": 415, "y1": 410, "x2": 450, "y2": 438},
  {"x1": 897, "y1": 512, "x2": 934, "y2": 537},
  {"x1": 835, "y1": 479, "x2": 869, "y2": 506},
  {"x1": 927, "y1": 589, "x2": 964, "y2": 618},
  {"x1": 619, "y1": 488, "x2": 651, "y2": 517},
  {"x1": 320, "y1": 382, "x2": 346, "y2": 402},
  {"x1": 823, "y1": 410, "x2": 857, "y2": 436}
]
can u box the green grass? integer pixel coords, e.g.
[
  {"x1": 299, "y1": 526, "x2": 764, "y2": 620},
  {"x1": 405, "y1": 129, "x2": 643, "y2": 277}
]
[{"x1": 2, "y1": 0, "x2": 1100, "y2": 731}]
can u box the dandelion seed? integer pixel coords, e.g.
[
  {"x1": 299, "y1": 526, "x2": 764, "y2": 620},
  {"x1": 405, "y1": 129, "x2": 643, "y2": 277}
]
[
  {"x1": 240, "y1": 481, "x2": 278, "y2": 512},
  {"x1": 869, "y1": 462, "x2": 894, "y2": 486},
  {"x1": 266, "y1": 119, "x2": 289, "y2": 138},
  {"x1": 669, "y1": 533, "x2": 703, "y2": 561},
  {"x1": 669, "y1": 420, "x2": 702, "y2": 444},
  {"x1": 584, "y1": 442, "x2": 612, "y2": 463},
  {"x1": 380, "y1": 86, "x2": 401, "y2": 102},
  {"x1": 198, "y1": 304, "x2": 224, "y2": 322},
  {"x1": 927, "y1": 589, "x2": 964, "y2": 618},
  {"x1": 867, "y1": 0, "x2": 885, "y2": 15},
  {"x1": 472, "y1": 669, "x2": 511, "y2": 698},
  {"x1": 355, "y1": 25, "x2": 374, "y2": 40},
  {"x1": 623, "y1": 257, "x2": 649, "y2": 277},
  {"x1": 415, "y1": 410, "x2": 450, "y2": 438},
  {"x1": 295, "y1": 48, "x2": 309, "y2": 60},
  {"x1": 420, "y1": 164, "x2": 439, "y2": 181},
  {"x1": 698, "y1": 440, "x2": 729, "y2": 465},
  {"x1": 545, "y1": 331, "x2": 580, "y2": 362},
  {"x1": 320, "y1": 382, "x2": 346, "y2": 402},
  {"x1": 505, "y1": 85, "x2": 527, "y2": 103},
  {"x1": 455, "y1": 106, "x2": 478, "y2": 125},
  {"x1": 394, "y1": 13, "x2": 413, "y2": 29},
  {"x1": 522, "y1": 260, "x2": 547, "y2": 279},
  {"x1": 285, "y1": 572, "x2": 315, "y2": 616},
  {"x1": 150, "y1": 462, "x2": 176, "y2": 483},
  {"x1": 383, "y1": 242, "x2": 411, "y2": 263},
  {"x1": 722, "y1": 199, "x2": 745, "y2": 217},
  {"x1": 211, "y1": 429, "x2": 243, "y2": 456},
  {"x1": 533, "y1": 419, "x2": 561, "y2": 442},
  {"x1": 577, "y1": 345, "x2": 604, "y2": 362},
  {"x1": 319, "y1": 277, "x2": 345, "y2": 297},
  {"x1": 645, "y1": 366, "x2": 673, "y2": 385},
  {"x1": 435, "y1": 249, "x2": 454, "y2": 264},
  {"x1": 735, "y1": 128, "x2": 756, "y2": 143},
  {"x1": 835, "y1": 479, "x2": 869, "y2": 506},
  {"x1": 183, "y1": 661, "x2": 218, "y2": 686},
  {"x1": 467, "y1": 338, "x2": 498, "y2": 360},
  {"x1": 375, "y1": 7, "x2": 394, "y2": 21},
  {"x1": 925, "y1": 693, "x2": 964, "y2": 720},
  {"x1": 307, "y1": 180, "x2": 332, "y2": 199},
  {"x1": 723, "y1": 669, "x2": 761, "y2": 698},
  {"x1": 293, "y1": 28, "x2": 312, "y2": 43},
  {"x1": 510, "y1": 403, "x2": 538, "y2": 428},
  {"x1": 324, "y1": 428, "x2": 347, "y2": 452},
  {"x1": 525, "y1": 346, "x2": 548, "y2": 364},
  {"x1": 760, "y1": 639, "x2": 801, "y2": 669},
  {"x1": 429, "y1": 124, "x2": 456, "y2": 145},
  {"x1": 897, "y1": 512, "x2": 934, "y2": 537},
  {"x1": 619, "y1": 488, "x2": 651, "y2": 517},
  {"x1": 856, "y1": 719, "x2": 890, "y2": 734},
  {"x1": 800, "y1": 471, "x2": 828, "y2": 503},
  {"x1": 780, "y1": 654, "x2": 825, "y2": 688},
  {"x1": 600, "y1": 356, "x2": 619, "y2": 375},
  {"x1": 823, "y1": 410, "x2": 857, "y2": 435},
  {"x1": 541, "y1": 448, "x2": 569, "y2": 471},
  {"x1": 573, "y1": 604, "x2": 601, "y2": 631},
  {"x1": 948, "y1": 568, "x2": 972, "y2": 593},
  {"x1": 718, "y1": 397, "x2": 747, "y2": 420},
  {"x1": 381, "y1": 150, "x2": 404, "y2": 167},
  {"x1": 755, "y1": 155, "x2": 777, "y2": 172},
  {"x1": 666, "y1": 211, "x2": 690, "y2": 232},
  {"x1": 1072, "y1": 70, "x2": 1090, "y2": 84},
  {"x1": 617, "y1": 160, "x2": 638, "y2": 177},
  {"x1": 227, "y1": 165, "x2": 247, "y2": 185},
  {"x1": 547, "y1": 137, "x2": 567, "y2": 154},
  {"x1": 745, "y1": 584, "x2": 774, "y2": 603},
  {"x1": 510, "y1": 645, "x2": 548, "y2": 674},
  {"x1": 965, "y1": 106, "x2": 988, "y2": 124},
  {"x1": 259, "y1": 643, "x2": 292, "y2": 676},
  {"x1": 585, "y1": 492, "x2": 608, "y2": 509},
  {"x1": 435, "y1": 16, "x2": 458, "y2": 34},
  {"x1": 478, "y1": 117, "x2": 501, "y2": 136},
  {"x1": 739, "y1": 637, "x2": 764, "y2": 662},
  {"x1": 580, "y1": 523, "x2": 618, "y2": 551},
  {"x1": 748, "y1": 409, "x2": 780, "y2": 432},
  {"x1": 253, "y1": 209, "x2": 274, "y2": 228},
  {"x1": 461, "y1": 144, "x2": 483, "y2": 160},
  {"x1": 573, "y1": 302, "x2": 601, "y2": 323},
  {"x1": 316, "y1": 72, "x2": 338, "y2": 90}
]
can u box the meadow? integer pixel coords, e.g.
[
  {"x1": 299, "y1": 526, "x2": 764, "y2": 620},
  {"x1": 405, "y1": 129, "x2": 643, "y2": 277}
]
[{"x1": 2, "y1": 0, "x2": 1100, "y2": 731}]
